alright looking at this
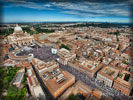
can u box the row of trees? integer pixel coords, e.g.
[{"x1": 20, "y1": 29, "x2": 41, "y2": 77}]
[
  {"x1": 107, "y1": 30, "x2": 120, "y2": 35},
  {"x1": 67, "y1": 23, "x2": 123, "y2": 28},
  {"x1": 0, "y1": 28, "x2": 14, "y2": 36},
  {"x1": 22, "y1": 27, "x2": 55, "y2": 35},
  {"x1": 35, "y1": 27, "x2": 55, "y2": 33},
  {"x1": 0, "y1": 26, "x2": 55, "y2": 36}
]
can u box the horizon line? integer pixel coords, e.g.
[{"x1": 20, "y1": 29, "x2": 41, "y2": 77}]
[{"x1": 1, "y1": 21, "x2": 131, "y2": 24}]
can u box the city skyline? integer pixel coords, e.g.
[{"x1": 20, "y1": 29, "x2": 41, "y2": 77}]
[{"x1": 1, "y1": 0, "x2": 132, "y2": 23}]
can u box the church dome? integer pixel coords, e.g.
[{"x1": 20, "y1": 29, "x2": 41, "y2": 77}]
[{"x1": 14, "y1": 24, "x2": 23, "y2": 34}]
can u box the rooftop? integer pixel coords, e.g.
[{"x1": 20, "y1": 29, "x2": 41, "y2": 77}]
[
  {"x1": 13, "y1": 72, "x2": 24, "y2": 84},
  {"x1": 59, "y1": 80, "x2": 92, "y2": 100},
  {"x1": 32, "y1": 58, "x2": 59, "y2": 73},
  {"x1": 98, "y1": 67, "x2": 119, "y2": 80},
  {"x1": 115, "y1": 70, "x2": 132, "y2": 88},
  {"x1": 40, "y1": 66, "x2": 75, "y2": 98}
]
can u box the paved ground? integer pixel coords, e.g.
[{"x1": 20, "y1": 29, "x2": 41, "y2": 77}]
[
  {"x1": 17, "y1": 45, "x2": 58, "y2": 62},
  {"x1": 30, "y1": 46, "x2": 58, "y2": 62}
]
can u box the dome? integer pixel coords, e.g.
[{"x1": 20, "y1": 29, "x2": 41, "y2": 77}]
[{"x1": 14, "y1": 24, "x2": 23, "y2": 34}]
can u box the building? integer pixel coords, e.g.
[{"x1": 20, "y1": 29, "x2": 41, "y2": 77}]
[
  {"x1": 0, "y1": 36, "x2": 10, "y2": 66},
  {"x1": 113, "y1": 70, "x2": 133, "y2": 96},
  {"x1": 32, "y1": 58, "x2": 58, "y2": 74},
  {"x1": 0, "y1": 44, "x2": 10, "y2": 54},
  {"x1": 33, "y1": 60, "x2": 75, "y2": 98},
  {"x1": 68, "y1": 58, "x2": 103, "y2": 78},
  {"x1": 59, "y1": 80, "x2": 104, "y2": 100},
  {"x1": 59, "y1": 80, "x2": 92, "y2": 100},
  {"x1": 57, "y1": 48, "x2": 76, "y2": 65},
  {"x1": 41, "y1": 69, "x2": 75, "y2": 98},
  {"x1": 32, "y1": 58, "x2": 75, "y2": 98},
  {"x1": 97, "y1": 67, "x2": 119, "y2": 87},
  {"x1": 8, "y1": 48, "x2": 31, "y2": 61},
  {"x1": 13, "y1": 72, "x2": 24, "y2": 87},
  {"x1": 27, "y1": 67, "x2": 46, "y2": 100},
  {"x1": 92, "y1": 88, "x2": 103, "y2": 100},
  {"x1": 51, "y1": 48, "x2": 57, "y2": 54},
  {"x1": 7, "y1": 24, "x2": 34, "y2": 46}
]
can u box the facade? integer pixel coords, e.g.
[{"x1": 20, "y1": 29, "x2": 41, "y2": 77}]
[
  {"x1": 97, "y1": 67, "x2": 119, "y2": 87},
  {"x1": 68, "y1": 57, "x2": 103, "y2": 78},
  {"x1": 27, "y1": 67, "x2": 46, "y2": 100},
  {"x1": 7, "y1": 24, "x2": 34, "y2": 46},
  {"x1": 8, "y1": 48, "x2": 31, "y2": 61},
  {"x1": 113, "y1": 70, "x2": 132, "y2": 96},
  {"x1": 57, "y1": 48, "x2": 76, "y2": 65},
  {"x1": 32, "y1": 58, "x2": 58, "y2": 74},
  {"x1": 0, "y1": 36, "x2": 10, "y2": 66},
  {"x1": 0, "y1": 43, "x2": 10, "y2": 54}
]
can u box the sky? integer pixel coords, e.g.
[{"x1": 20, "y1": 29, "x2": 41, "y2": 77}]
[{"x1": 1, "y1": 0, "x2": 132, "y2": 23}]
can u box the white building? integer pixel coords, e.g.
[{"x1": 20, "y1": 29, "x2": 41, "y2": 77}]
[
  {"x1": 57, "y1": 48, "x2": 76, "y2": 65},
  {"x1": 97, "y1": 67, "x2": 119, "y2": 87},
  {"x1": 7, "y1": 24, "x2": 34, "y2": 46},
  {"x1": 13, "y1": 72, "x2": 24, "y2": 87},
  {"x1": 51, "y1": 48, "x2": 57, "y2": 54}
]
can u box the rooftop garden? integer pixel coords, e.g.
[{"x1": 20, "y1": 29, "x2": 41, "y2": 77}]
[
  {"x1": 108, "y1": 71, "x2": 115, "y2": 76},
  {"x1": 104, "y1": 68, "x2": 115, "y2": 76}
]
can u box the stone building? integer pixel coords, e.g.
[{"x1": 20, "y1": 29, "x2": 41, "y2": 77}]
[
  {"x1": 97, "y1": 67, "x2": 119, "y2": 87},
  {"x1": 113, "y1": 70, "x2": 133, "y2": 96}
]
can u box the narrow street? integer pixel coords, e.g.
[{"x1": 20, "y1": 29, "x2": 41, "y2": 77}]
[{"x1": 31, "y1": 63, "x2": 56, "y2": 100}]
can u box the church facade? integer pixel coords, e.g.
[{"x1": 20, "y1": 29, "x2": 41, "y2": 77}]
[{"x1": 7, "y1": 24, "x2": 34, "y2": 46}]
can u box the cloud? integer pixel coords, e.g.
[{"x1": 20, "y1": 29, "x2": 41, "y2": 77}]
[
  {"x1": 52, "y1": 2, "x2": 130, "y2": 18},
  {"x1": 1, "y1": 0, "x2": 53, "y2": 10},
  {"x1": 62, "y1": 11, "x2": 104, "y2": 17},
  {"x1": 1, "y1": 0, "x2": 130, "y2": 18},
  {"x1": 44, "y1": 4, "x2": 51, "y2": 7}
]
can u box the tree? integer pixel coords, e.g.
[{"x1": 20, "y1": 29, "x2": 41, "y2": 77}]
[
  {"x1": 60, "y1": 44, "x2": 70, "y2": 50},
  {"x1": 68, "y1": 94, "x2": 77, "y2": 100}
]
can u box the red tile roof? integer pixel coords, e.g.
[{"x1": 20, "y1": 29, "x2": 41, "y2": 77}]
[{"x1": 28, "y1": 76, "x2": 33, "y2": 86}]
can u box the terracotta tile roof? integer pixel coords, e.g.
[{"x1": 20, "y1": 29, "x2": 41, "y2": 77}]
[{"x1": 28, "y1": 76, "x2": 33, "y2": 86}]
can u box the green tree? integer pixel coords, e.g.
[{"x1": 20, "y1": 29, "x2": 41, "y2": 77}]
[
  {"x1": 60, "y1": 44, "x2": 70, "y2": 50},
  {"x1": 68, "y1": 94, "x2": 77, "y2": 100}
]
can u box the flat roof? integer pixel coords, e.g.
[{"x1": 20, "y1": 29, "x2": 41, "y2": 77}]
[
  {"x1": 59, "y1": 80, "x2": 92, "y2": 100},
  {"x1": 115, "y1": 70, "x2": 132, "y2": 87},
  {"x1": 14, "y1": 72, "x2": 24, "y2": 83},
  {"x1": 98, "y1": 67, "x2": 119, "y2": 80},
  {"x1": 70, "y1": 58, "x2": 102, "y2": 73},
  {"x1": 43, "y1": 70, "x2": 74, "y2": 92}
]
